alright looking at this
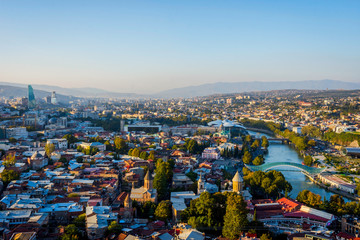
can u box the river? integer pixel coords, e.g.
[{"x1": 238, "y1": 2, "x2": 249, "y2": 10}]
[{"x1": 248, "y1": 131, "x2": 350, "y2": 201}]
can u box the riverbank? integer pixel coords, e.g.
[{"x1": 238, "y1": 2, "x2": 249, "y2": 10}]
[
  {"x1": 306, "y1": 173, "x2": 360, "y2": 201},
  {"x1": 248, "y1": 130, "x2": 352, "y2": 201},
  {"x1": 246, "y1": 127, "x2": 275, "y2": 136}
]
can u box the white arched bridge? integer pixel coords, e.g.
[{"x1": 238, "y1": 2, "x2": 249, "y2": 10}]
[{"x1": 245, "y1": 162, "x2": 326, "y2": 175}]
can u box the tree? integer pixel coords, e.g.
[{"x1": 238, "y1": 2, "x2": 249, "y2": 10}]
[
  {"x1": 107, "y1": 221, "x2": 122, "y2": 235},
  {"x1": 155, "y1": 200, "x2": 172, "y2": 222},
  {"x1": 222, "y1": 193, "x2": 248, "y2": 240},
  {"x1": 68, "y1": 193, "x2": 80, "y2": 198},
  {"x1": 242, "y1": 151, "x2": 252, "y2": 164},
  {"x1": 260, "y1": 233, "x2": 272, "y2": 240},
  {"x1": 296, "y1": 190, "x2": 322, "y2": 208},
  {"x1": 63, "y1": 134, "x2": 78, "y2": 145},
  {"x1": 136, "y1": 201, "x2": 157, "y2": 218},
  {"x1": 261, "y1": 136, "x2": 269, "y2": 148},
  {"x1": 244, "y1": 170, "x2": 292, "y2": 199},
  {"x1": 182, "y1": 192, "x2": 225, "y2": 232},
  {"x1": 244, "y1": 135, "x2": 252, "y2": 143},
  {"x1": 114, "y1": 137, "x2": 128, "y2": 153},
  {"x1": 139, "y1": 151, "x2": 149, "y2": 160},
  {"x1": 3, "y1": 153, "x2": 16, "y2": 167},
  {"x1": 253, "y1": 155, "x2": 264, "y2": 166},
  {"x1": 153, "y1": 159, "x2": 174, "y2": 200},
  {"x1": 73, "y1": 213, "x2": 86, "y2": 228},
  {"x1": 186, "y1": 139, "x2": 199, "y2": 154},
  {"x1": 251, "y1": 139, "x2": 260, "y2": 151},
  {"x1": 132, "y1": 148, "x2": 141, "y2": 157},
  {"x1": 61, "y1": 224, "x2": 81, "y2": 240},
  {"x1": 304, "y1": 155, "x2": 313, "y2": 167},
  {"x1": 45, "y1": 143, "x2": 55, "y2": 158},
  {"x1": 1, "y1": 169, "x2": 20, "y2": 184},
  {"x1": 149, "y1": 150, "x2": 155, "y2": 160}
]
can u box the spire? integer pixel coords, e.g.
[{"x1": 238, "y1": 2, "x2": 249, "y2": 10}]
[
  {"x1": 144, "y1": 170, "x2": 152, "y2": 181},
  {"x1": 144, "y1": 171, "x2": 153, "y2": 190},
  {"x1": 232, "y1": 171, "x2": 242, "y2": 182},
  {"x1": 124, "y1": 193, "x2": 132, "y2": 209},
  {"x1": 198, "y1": 173, "x2": 203, "y2": 182}
]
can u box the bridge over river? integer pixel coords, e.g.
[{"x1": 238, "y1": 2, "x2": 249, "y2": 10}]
[{"x1": 245, "y1": 162, "x2": 326, "y2": 175}]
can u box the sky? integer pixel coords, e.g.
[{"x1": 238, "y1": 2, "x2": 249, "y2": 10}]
[{"x1": 0, "y1": 0, "x2": 359, "y2": 94}]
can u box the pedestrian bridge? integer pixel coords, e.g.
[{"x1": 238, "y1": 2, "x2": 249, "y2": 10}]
[{"x1": 245, "y1": 162, "x2": 326, "y2": 175}]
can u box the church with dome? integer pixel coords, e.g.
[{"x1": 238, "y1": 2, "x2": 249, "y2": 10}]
[{"x1": 27, "y1": 151, "x2": 48, "y2": 170}]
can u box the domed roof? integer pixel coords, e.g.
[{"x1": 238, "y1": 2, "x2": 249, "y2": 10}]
[
  {"x1": 232, "y1": 171, "x2": 243, "y2": 182},
  {"x1": 31, "y1": 151, "x2": 43, "y2": 160},
  {"x1": 48, "y1": 118, "x2": 57, "y2": 124}
]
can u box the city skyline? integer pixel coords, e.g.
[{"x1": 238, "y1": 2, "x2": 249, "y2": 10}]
[{"x1": 1, "y1": 0, "x2": 359, "y2": 94}]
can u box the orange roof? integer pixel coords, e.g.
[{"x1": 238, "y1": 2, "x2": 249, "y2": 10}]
[{"x1": 277, "y1": 197, "x2": 300, "y2": 209}]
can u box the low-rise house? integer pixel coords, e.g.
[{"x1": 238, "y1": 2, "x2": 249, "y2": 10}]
[
  {"x1": 172, "y1": 173, "x2": 193, "y2": 190},
  {"x1": 38, "y1": 202, "x2": 83, "y2": 225},
  {"x1": 86, "y1": 206, "x2": 118, "y2": 240}
]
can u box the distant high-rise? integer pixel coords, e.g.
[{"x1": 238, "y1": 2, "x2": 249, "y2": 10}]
[
  {"x1": 51, "y1": 91, "x2": 57, "y2": 104},
  {"x1": 28, "y1": 85, "x2": 36, "y2": 109}
]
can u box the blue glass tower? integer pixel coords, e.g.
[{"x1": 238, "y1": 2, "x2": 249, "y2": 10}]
[{"x1": 28, "y1": 85, "x2": 36, "y2": 109}]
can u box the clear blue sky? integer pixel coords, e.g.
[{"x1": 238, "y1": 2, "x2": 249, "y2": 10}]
[{"x1": 1, "y1": 0, "x2": 359, "y2": 93}]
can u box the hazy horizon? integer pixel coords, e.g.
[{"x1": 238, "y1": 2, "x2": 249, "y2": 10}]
[{"x1": 1, "y1": 1, "x2": 359, "y2": 94}]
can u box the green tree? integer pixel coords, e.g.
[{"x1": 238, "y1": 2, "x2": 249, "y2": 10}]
[
  {"x1": 62, "y1": 134, "x2": 78, "y2": 145},
  {"x1": 132, "y1": 148, "x2": 141, "y2": 157},
  {"x1": 1, "y1": 169, "x2": 20, "y2": 184},
  {"x1": 107, "y1": 221, "x2": 122, "y2": 235},
  {"x1": 68, "y1": 193, "x2": 80, "y2": 198},
  {"x1": 61, "y1": 224, "x2": 81, "y2": 240},
  {"x1": 222, "y1": 193, "x2": 248, "y2": 240},
  {"x1": 3, "y1": 153, "x2": 16, "y2": 167},
  {"x1": 186, "y1": 139, "x2": 199, "y2": 154},
  {"x1": 253, "y1": 155, "x2": 264, "y2": 166},
  {"x1": 251, "y1": 139, "x2": 260, "y2": 151},
  {"x1": 155, "y1": 200, "x2": 172, "y2": 222},
  {"x1": 149, "y1": 150, "x2": 155, "y2": 160},
  {"x1": 114, "y1": 137, "x2": 128, "y2": 153},
  {"x1": 73, "y1": 213, "x2": 86, "y2": 228},
  {"x1": 242, "y1": 151, "x2": 252, "y2": 164},
  {"x1": 304, "y1": 155, "x2": 313, "y2": 167},
  {"x1": 139, "y1": 151, "x2": 149, "y2": 160},
  {"x1": 45, "y1": 143, "x2": 55, "y2": 158},
  {"x1": 261, "y1": 136, "x2": 269, "y2": 148},
  {"x1": 153, "y1": 159, "x2": 173, "y2": 200},
  {"x1": 260, "y1": 233, "x2": 272, "y2": 240}
]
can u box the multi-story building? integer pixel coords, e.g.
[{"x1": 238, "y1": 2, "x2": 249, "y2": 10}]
[
  {"x1": 47, "y1": 138, "x2": 68, "y2": 149},
  {"x1": 202, "y1": 147, "x2": 220, "y2": 160},
  {"x1": 6, "y1": 127, "x2": 28, "y2": 139}
]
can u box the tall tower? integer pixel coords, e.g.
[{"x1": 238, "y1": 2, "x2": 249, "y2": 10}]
[
  {"x1": 28, "y1": 85, "x2": 36, "y2": 109},
  {"x1": 51, "y1": 91, "x2": 57, "y2": 104},
  {"x1": 198, "y1": 173, "x2": 205, "y2": 194},
  {"x1": 144, "y1": 171, "x2": 153, "y2": 190},
  {"x1": 124, "y1": 193, "x2": 132, "y2": 209},
  {"x1": 232, "y1": 171, "x2": 243, "y2": 193}
]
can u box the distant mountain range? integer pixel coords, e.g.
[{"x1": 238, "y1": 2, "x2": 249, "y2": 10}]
[
  {"x1": 153, "y1": 79, "x2": 360, "y2": 98},
  {"x1": 0, "y1": 82, "x2": 139, "y2": 98},
  {"x1": 0, "y1": 84, "x2": 77, "y2": 103},
  {"x1": 0, "y1": 79, "x2": 359, "y2": 99}
]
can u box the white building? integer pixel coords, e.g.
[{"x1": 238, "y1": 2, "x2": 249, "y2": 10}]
[
  {"x1": 47, "y1": 138, "x2": 68, "y2": 149},
  {"x1": 319, "y1": 174, "x2": 356, "y2": 194},
  {"x1": 6, "y1": 127, "x2": 28, "y2": 139},
  {"x1": 202, "y1": 147, "x2": 220, "y2": 160}
]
